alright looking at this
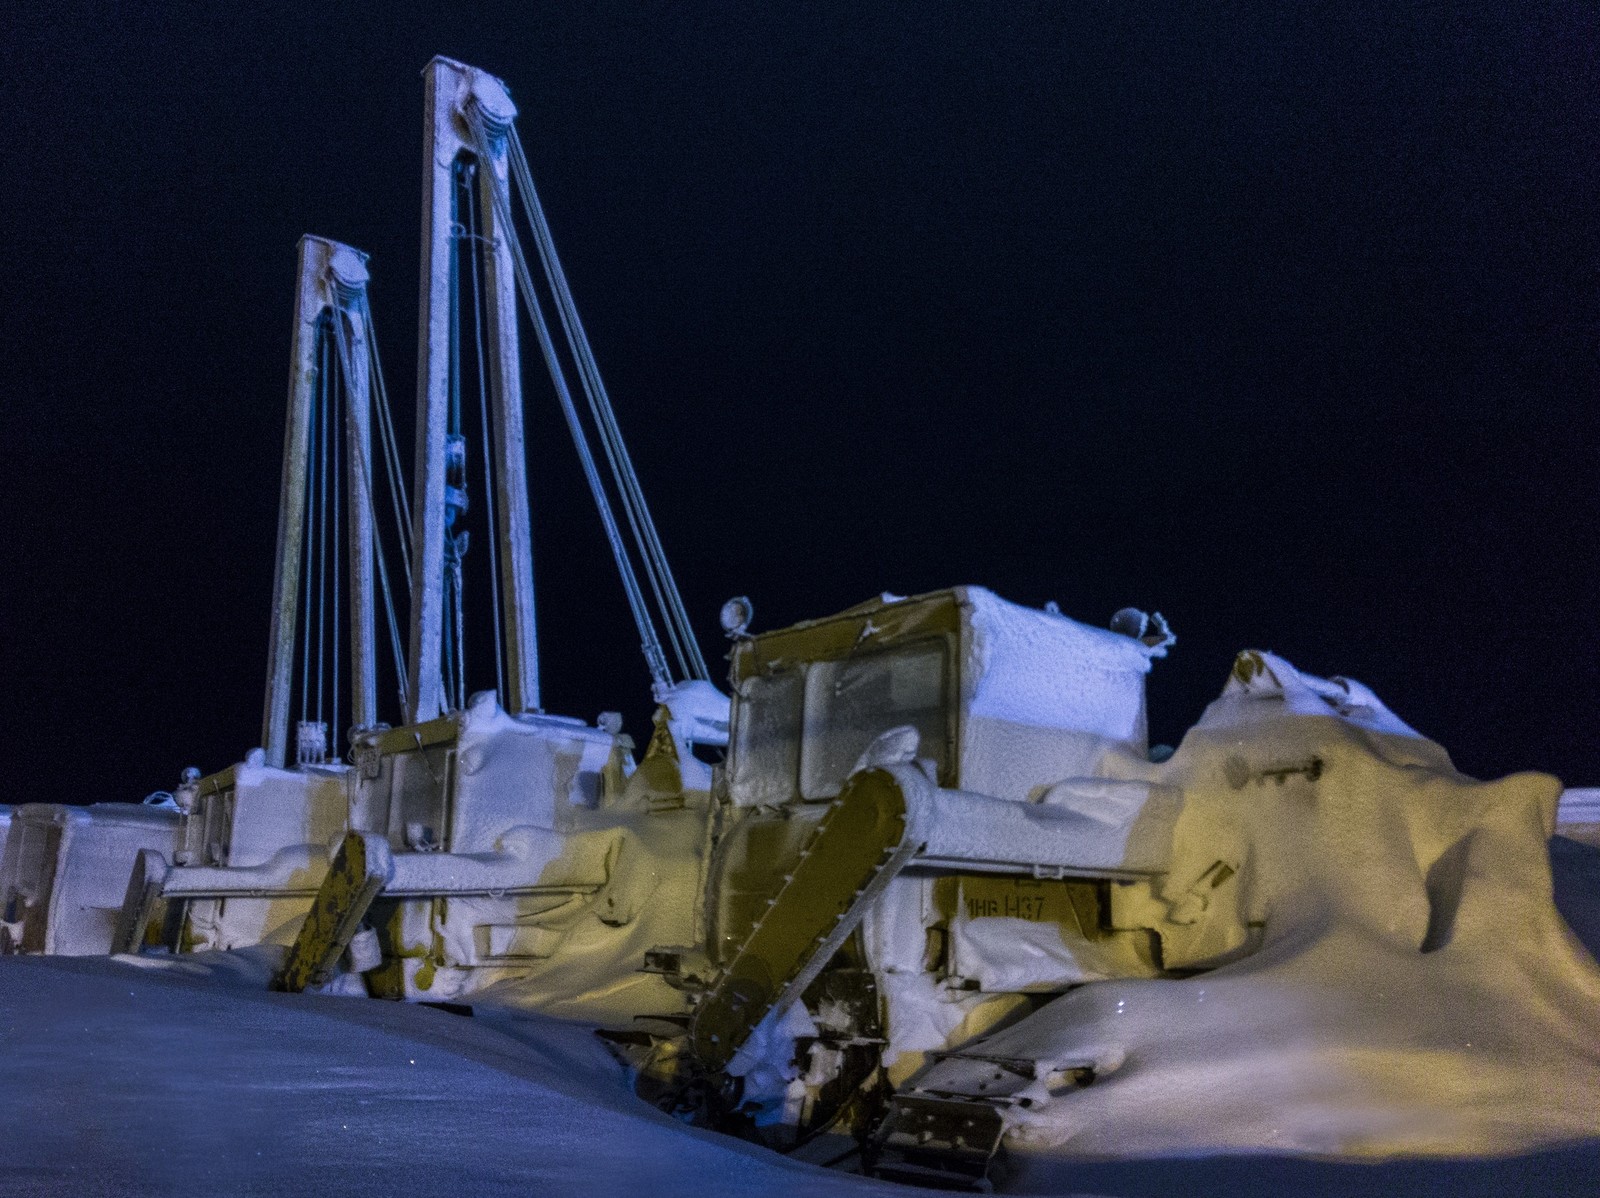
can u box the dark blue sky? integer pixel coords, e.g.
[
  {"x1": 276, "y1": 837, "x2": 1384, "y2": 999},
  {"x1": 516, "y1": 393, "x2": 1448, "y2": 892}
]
[{"x1": 3, "y1": 2, "x2": 1597, "y2": 796}]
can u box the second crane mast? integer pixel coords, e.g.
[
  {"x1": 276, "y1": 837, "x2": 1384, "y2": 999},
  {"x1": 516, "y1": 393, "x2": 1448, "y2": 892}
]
[
  {"x1": 408, "y1": 59, "x2": 538, "y2": 724},
  {"x1": 406, "y1": 57, "x2": 710, "y2": 729}
]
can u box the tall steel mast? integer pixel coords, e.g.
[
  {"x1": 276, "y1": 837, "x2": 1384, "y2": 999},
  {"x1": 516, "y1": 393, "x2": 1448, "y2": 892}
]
[
  {"x1": 407, "y1": 57, "x2": 539, "y2": 725},
  {"x1": 262, "y1": 236, "x2": 377, "y2": 768}
]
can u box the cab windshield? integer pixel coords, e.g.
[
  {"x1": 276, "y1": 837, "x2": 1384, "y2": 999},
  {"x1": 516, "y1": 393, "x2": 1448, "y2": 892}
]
[{"x1": 730, "y1": 640, "x2": 949, "y2": 805}]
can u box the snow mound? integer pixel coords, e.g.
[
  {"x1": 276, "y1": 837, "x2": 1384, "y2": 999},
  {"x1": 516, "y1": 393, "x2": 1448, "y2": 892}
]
[
  {"x1": 986, "y1": 651, "x2": 1600, "y2": 1164},
  {"x1": 0, "y1": 953, "x2": 908, "y2": 1198}
]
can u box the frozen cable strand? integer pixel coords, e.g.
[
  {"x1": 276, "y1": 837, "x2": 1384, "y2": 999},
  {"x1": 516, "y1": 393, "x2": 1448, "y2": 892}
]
[
  {"x1": 510, "y1": 138, "x2": 693, "y2": 681},
  {"x1": 507, "y1": 124, "x2": 704, "y2": 680},
  {"x1": 331, "y1": 322, "x2": 342, "y2": 751},
  {"x1": 464, "y1": 105, "x2": 672, "y2": 688},
  {"x1": 358, "y1": 294, "x2": 414, "y2": 581},
  {"x1": 332, "y1": 307, "x2": 410, "y2": 711},
  {"x1": 465, "y1": 108, "x2": 661, "y2": 679},
  {"x1": 444, "y1": 170, "x2": 468, "y2": 705},
  {"x1": 316, "y1": 326, "x2": 330, "y2": 728},
  {"x1": 299, "y1": 355, "x2": 317, "y2": 726},
  {"x1": 463, "y1": 171, "x2": 506, "y2": 701},
  {"x1": 361, "y1": 294, "x2": 416, "y2": 707},
  {"x1": 506, "y1": 124, "x2": 708, "y2": 683}
]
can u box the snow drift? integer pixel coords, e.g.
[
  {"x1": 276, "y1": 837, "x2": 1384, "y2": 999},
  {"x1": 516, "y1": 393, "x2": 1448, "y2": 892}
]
[
  {"x1": 965, "y1": 650, "x2": 1600, "y2": 1166},
  {"x1": 2, "y1": 648, "x2": 1596, "y2": 1196}
]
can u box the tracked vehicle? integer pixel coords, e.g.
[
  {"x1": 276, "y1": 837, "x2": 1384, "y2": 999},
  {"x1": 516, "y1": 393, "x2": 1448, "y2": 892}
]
[
  {"x1": 222, "y1": 580, "x2": 1196, "y2": 1185},
  {"x1": 618, "y1": 587, "x2": 1200, "y2": 1179},
  {"x1": 13, "y1": 56, "x2": 1598, "y2": 1192}
]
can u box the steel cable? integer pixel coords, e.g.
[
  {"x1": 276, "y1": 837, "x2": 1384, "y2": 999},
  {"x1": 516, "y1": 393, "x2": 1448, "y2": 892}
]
[
  {"x1": 465, "y1": 110, "x2": 671, "y2": 688},
  {"x1": 332, "y1": 306, "x2": 411, "y2": 715},
  {"x1": 463, "y1": 167, "x2": 506, "y2": 702},
  {"x1": 506, "y1": 125, "x2": 708, "y2": 683}
]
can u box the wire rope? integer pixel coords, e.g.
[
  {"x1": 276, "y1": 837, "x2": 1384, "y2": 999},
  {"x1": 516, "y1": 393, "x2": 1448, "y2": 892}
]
[
  {"x1": 507, "y1": 125, "x2": 708, "y2": 682},
  {"x1": 331, "y1": 318, "x2": 343, "y2": 756},
  {"x1": 299, "y1": 341, "x2": 317, "y2": 729},
  {"x1": 465, "y1": 110, "x2": 671, "y2": 688},
  {"x1": 316, "y1": 322, "x2": 330, "y2": 733},
  {"x1": 464, "y1": 163, "x2": 506, "y2": 702},
  {"x1": 332, "y1": 305, "x2": 411, "y2": 717},
  {"x1": 359, "y1": 294, "x2": 414, "y2": 583},
  {"x1": 508, "y1": 134, "x2": 685, "y2": 674},
  {"x1": 446, "y1": 162, "x2": 469, "y2": 710}
]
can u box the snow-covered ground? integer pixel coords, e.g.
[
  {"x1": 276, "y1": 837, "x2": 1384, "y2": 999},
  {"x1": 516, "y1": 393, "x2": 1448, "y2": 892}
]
[
  {"x1": 0, "y1": 951, "x2": 908, "y2": 1198},
  {"x1": 3, "y1": 649, "x2": 1598, "y2": 1195},
  {"x1": 1, "y1": 831, "x2": 1595, "y2": 1198}
]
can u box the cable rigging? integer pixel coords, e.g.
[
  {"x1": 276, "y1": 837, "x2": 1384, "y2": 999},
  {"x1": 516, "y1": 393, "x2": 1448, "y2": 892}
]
[
  {"x1": 289, "y1": 303, "x2": 416, "y2": 764},
  {"x1": 461, "y1": 103, "x2": 709, "y2": 694}
]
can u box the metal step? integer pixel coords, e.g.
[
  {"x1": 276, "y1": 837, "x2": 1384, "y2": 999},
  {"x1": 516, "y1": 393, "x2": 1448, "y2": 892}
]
[{"x1": 867, "y1": 1094, "x2": 1007, "y2": 1191}]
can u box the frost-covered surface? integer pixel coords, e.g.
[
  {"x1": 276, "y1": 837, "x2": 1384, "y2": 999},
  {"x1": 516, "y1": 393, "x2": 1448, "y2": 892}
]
[
  {"x1": 0, "y1": 951, "x2": 907, "y2": 1198},
  {"x1": 4, "y1": 644, "x2": 1598, "y2": 1195},
  {"x1": 960, "y1": 587, "x2": 1157, "y2": 730},
  {"x1": 3, "y1": 862, "x2": 1597, "y2": 1198},
  {"x1": 1, "y1": 804, "x2": 182, "y2": 955},
  {"x1": 917, "y1": 651, "x2": 1600, "y2": 1175},
  {"x1": 959, "y1": 587, "x2": 1157, "y2": 801},
  {"x1": 1557, "y1": 787, "x2": 1600, "y2": 848},
  {"x1": 913, "y1": 776, "x2": 1179, "y2": 875}
]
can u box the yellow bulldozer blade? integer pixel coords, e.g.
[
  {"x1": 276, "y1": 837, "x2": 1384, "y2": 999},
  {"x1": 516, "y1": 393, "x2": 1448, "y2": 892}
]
[
  {"x1": 690, "y1": 768, "x2": 920, "y2": 1068},
  {"x1": 272, "y1": 832, "x2": 393, "y2": 993}
]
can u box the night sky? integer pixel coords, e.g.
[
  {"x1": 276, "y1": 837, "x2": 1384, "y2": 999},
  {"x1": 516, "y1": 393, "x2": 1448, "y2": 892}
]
[{"x1": 3, "y1": 3, "x2": 1597, "y2": 801}]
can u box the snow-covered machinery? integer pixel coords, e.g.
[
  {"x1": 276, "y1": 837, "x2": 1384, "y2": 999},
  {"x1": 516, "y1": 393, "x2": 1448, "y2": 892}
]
[
  {"x1": 118, "y1": 59, "x2": 724, "y2": 1001},
  {"x1": 0, "y1": 234, "x2": 379, "y2": 961},
  {"x1": 110, "y1": 233, "x2": 384, "y2": 959},
  {"x1": 13, "y1": 53, "x2": 1599, "y2": 1189},
  {"x1": 268, "y1": 683, "x2": 724, "y2": 1004},
  {"x1": 593, "y1": 586, "x2": 1576, "y2": 1188},
  {"x1": 254, "y1": 580, "x2": 1202, "y2": 1183},
  {"x1": 77, "y1": 60, "x2": 1253, "y2": 1178},
  {"x1": 247, "y1": 579, "x2": 1227, "y2": 1185},
  {"x1": 255, "y1": 58, "x2": 728, "y2": 1005},
  {"x1": 1, "y1": 800, "x2": 182, "y2": 956},
  {"x1": 13, "y1": 55, "x2": 1599, "y2": 1190},
  {"x1": 613, "y1": 587, "x2": 1196, "y2": 1180}
]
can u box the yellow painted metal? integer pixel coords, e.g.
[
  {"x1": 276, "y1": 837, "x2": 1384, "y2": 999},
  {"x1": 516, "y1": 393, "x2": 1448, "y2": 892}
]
[
  {"x1": 708, "y1": 811, "x2": 825, "y2": 964},
  {"x1": 620, "y1": 706, "x2": 685, "y2": 809},
  {"x1": 272, "y1": 831, "x2": 393, "y2": 993},
  {"x1": 364, "y1": 905, "x2": 441, "y2": 998},
  {"x1": 191, "y1": 765, "x2": 238, "y2": 801},
  {"x1": 729, "y1": 589, "x2": 962, "y2": 685},
  {"x1": 690, "y1": 768, "x2": 914, "y2": 1068},
  {"x1": 363, "y1": 715, "x2": 458, "y2": 757},
  {"x1": 937, "y1": 875, "x2": 1105, "y2": 940}
]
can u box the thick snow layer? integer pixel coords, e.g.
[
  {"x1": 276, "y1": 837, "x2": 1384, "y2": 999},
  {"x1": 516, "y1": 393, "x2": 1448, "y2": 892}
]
[
  {"x1": 913, "y1": 776, "x2": 1179, "y2": 875},
  {"x1": 957, "y1": 588, "x2": 1159, "y2": 802},
  {"x1": 5, "y1": 833, "x2": 1599, "y2": 1193},
  {"x1": 0, "y1": 952, "x2": 906, "y2": 1198},
  {"x1": 1557, "y1": 787, "x2": 1600, "y2": 847},
  {"x1": 960, "y1": 587, "x2": 1158, "y2": 723},
  {"x1": 656, "y1": 678, "x2": 733, "y2": 748},
  {"x1": 7, "y1": 897, "x2": 1597, "y2": 1198},
  {"x1": 928, "y1": 651, "x2": 1600, "y2": 1169},
  {"x1": 4, "y1": 645, "x2": 1596, "y2": 1194}
]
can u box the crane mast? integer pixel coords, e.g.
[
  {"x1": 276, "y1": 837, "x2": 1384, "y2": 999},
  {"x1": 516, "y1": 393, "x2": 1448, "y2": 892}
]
[
  {"x1": 262, "y1": 236, "x2": 377, "y2": 768},
  {"x1": 407, "y1": 59, "x2": 539, "y2": 725}
]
